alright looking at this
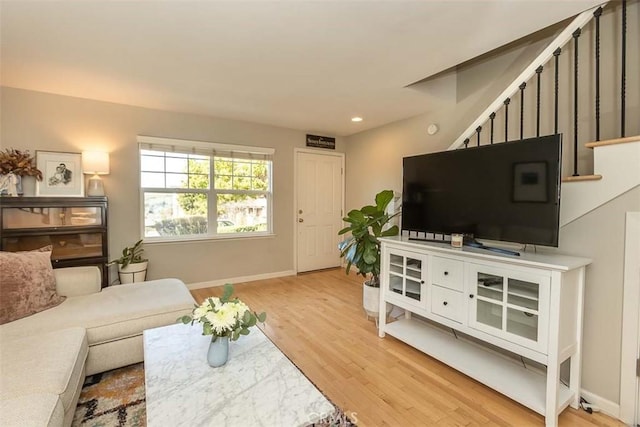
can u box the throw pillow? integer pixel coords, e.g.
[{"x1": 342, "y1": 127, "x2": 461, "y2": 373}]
[{"x1": 0, "y1": 246, "x2": 65, "y2": 325}]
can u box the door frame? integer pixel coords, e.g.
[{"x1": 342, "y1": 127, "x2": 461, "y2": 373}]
[
  {"x1": 293, "y1": 148, "x2": 345, "y2": 273},
  {"x1": 620, "y1": 211, "x2": 640, "y2": 424}
]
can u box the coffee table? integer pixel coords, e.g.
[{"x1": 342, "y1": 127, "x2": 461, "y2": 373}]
[{"x1": 143, "y1": 323, "x2": 334, "y2": 426}]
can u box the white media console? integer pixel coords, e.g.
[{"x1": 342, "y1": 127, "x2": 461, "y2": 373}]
[{"x1": 377, "y1": 236, "x2": 591, "y2": 427}]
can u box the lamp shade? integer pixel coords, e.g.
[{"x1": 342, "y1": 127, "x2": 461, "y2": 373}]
[{"x1": 82, "y1": 151, "x2": 110, "y2": 175}]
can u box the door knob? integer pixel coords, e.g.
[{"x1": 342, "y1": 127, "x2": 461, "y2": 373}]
[
  {"x1": 298, "y1": 209, "x2": 303, "y2": 214},
  {"x1": 298, "y1": 218, "x2": 304, "y2": 223}
]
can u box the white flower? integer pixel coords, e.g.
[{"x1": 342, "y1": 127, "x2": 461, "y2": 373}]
[
  {"x1": 232, "y1": 301, "x2": 250, "y2": 320},
  {"x1": 205, "y1": 304, "x2": 237, "y2": 334},
  {"x1": 193, "y1": 307, "x2": 208, "y2": 321}
]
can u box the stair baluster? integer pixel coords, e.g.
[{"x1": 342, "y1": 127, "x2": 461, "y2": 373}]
[
  {"x1": 519, "y1": 82, "x2": 526, "y2": 140},
  {"x1": 535, "y1": 66, "x2": 543, "y2": 137},
  {"x1": 476, "y1": 126, "x2": 482, "y2": 147},
  {"x1": 489, "y1": 112, "x2": 496, "y2": 144},
  {"x1": 572, "y1": 29, "x2": 581, "y2": 177},
  {"x1": 553, "y1": 48, "x2": 561, "y2": 135},
  {"x1": 594, "y1": 7, "x2": 603, "y2": 142},
  {"x1": 504, "y1": 98, "x2": 510, "y2": 142},
  {"x1": 621, "y1": 0, "x2": 627, "y2": 137}
]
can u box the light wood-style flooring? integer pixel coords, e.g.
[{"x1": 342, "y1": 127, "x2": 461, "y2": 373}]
[{"x1": 191, "y1": 268, "x2": 624, "y2": 427}]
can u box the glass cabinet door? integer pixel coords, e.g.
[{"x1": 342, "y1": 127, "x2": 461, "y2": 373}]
[
  {"x1": 385, "y1": 250, "x2": 426, "y2": 307},
  {"x1": 2, "y1": 206, "x2": 103, "y2": 229},
  {"x1": 475, "y1": 272, "x2": 504, "y2": 330},
  {"x1": 468, "y1": 264, "x2": 549, "y2": 353},
  {"x1": 2, "y1": 233, "x2": 104, "y2": 261}
]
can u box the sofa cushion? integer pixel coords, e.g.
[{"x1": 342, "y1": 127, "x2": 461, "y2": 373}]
[
  {"x1": 0, "y1": 327, "x2": 87, "y2": 416},
  {"x1": 0, "y1": 246, "x2": 65, "y2": 325},
  {"x1": 0, "y1": 278, "x2": 195, "y2": 346},
  {"x1": 0, "y1": 393, "x2": 64, "y2": 427}
]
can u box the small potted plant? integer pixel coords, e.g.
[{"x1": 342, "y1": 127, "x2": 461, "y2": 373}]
[
  {"x1": 338, "y1": 189, "x2": 399, "y2": 320},
  {"x1": 111, "y1": 239, "x2": 148, "y2": 284},
  {"x1": 0, "y1": 148, "x2": 43, "y2": 196}
]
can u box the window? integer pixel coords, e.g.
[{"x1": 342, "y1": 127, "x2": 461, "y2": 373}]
[{"x1": 139, "y1": 136, "x2": 274, "y2": 241}]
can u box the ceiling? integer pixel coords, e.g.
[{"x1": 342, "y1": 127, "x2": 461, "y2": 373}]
[{"x1": 0, "y1": 1, "x2": 603, "y2": 136}]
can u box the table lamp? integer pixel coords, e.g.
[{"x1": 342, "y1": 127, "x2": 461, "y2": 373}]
[{"x1": 82, "y1": 151, "x2": 110, "y2": 196}]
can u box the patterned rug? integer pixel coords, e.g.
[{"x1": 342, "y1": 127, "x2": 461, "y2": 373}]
[
  {"x1": 72, "y1": 363, "x2": 354, "y2": 427},
  {"x1": 72, "y1": 363, "x2": 146, "y2": 427}
]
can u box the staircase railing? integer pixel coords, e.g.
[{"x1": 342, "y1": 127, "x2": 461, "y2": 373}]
[
  {"x1": 448, "y1": 4, "x2": 604, "y2": 151},
  {"x1": 448, "y1": 0, "x2": 634, "y2": 179}
]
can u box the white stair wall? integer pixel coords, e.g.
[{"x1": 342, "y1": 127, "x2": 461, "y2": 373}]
[{"x1": 560, "y1": 138, "x2": 640, "y2": 226}]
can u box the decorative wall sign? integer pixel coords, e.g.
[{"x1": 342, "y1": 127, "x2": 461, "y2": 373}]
[
  {"x1": 36, "y1": 151, "x2": 84, "y2": 196},
  {"x1": 306, "y1": 134, "x2": 335, "y2": 150}
]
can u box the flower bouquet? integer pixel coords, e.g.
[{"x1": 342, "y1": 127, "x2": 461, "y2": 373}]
[
  {"x1": 0, "y1": 148, "x2": 43, "y2": 196},
  {"x1": 0, "y1": 148, "x2": 43, "y2": 179},
  {"x1": 178, "y1": 284, "x2": 266, "y2": 366}
]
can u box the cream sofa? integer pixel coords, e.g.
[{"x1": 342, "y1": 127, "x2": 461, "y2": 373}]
[{"x1": 0, "y1": 266, "x2": 196, "y2": 427}]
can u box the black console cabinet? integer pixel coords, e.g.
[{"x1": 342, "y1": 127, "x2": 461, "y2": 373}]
[{"x1": 0, "y1": 196, "x2": 109, "y2": 287}]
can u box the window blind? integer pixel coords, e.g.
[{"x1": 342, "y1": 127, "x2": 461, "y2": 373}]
[{"x1": 138, "y1": 136, "x2": 274, "y2": 161}]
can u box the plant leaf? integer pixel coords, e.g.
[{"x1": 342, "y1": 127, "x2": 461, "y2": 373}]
[
  {"x1": 338, "y1": 226, "x2": 352, "y2": 235},
  {"x1": 380, "y1": 225, "x2": 399, "y2": 237},
  {"x1": 375, "y1": 189, "x2": 394, "y2": 211},
  {"x1": 203, "y1": 323, "x2": 213, "y2": 335},
  {"x1": 177, "y1": 315, "x2": 192, "y2": 324},
  {"x1": 346, "y1": 210, "x2": 365, "y2": 222},
  {"x1": 361, "y1": 205, "x2": 378, "y2": 216},
  {"x1": 221, "y1": 283, "x2": 234, "y2": 302}
]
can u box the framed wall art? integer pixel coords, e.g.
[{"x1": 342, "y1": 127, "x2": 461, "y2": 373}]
[
  {"x1": 36, "y1": 151, "x2": 84, "y2": 196},
  {"x1": 512, "y1": 161, "x2": 548, "y2": 203}
]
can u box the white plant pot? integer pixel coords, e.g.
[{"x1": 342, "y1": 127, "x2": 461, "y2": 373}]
[
  {"x1": 118, "y1": 261, "x2": 148, "y2": 284},
  {"x1": 362, "y1": 283, "x2": 392, "y2": 318}
]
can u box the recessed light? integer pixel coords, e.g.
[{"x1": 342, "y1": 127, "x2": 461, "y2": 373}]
[{"x1": 351, "y1": 117, "x2": 363, "y2": 122}]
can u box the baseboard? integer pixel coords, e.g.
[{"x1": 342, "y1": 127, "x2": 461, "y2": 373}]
[
  {"x1": 187, "y1": 270, "x2": 296, "y2": 290},
  {"x1": 580, "y1": 388, "x2": 620, "y2": 420}
]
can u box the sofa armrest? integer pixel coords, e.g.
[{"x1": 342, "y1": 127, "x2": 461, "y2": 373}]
[{"x1": 54, "y1": 266, "x2": 102, "y2": 297}]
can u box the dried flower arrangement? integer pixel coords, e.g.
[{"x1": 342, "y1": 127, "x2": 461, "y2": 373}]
[{"x1": 0, "y1": 148, "x2": 43, "y2": 180}]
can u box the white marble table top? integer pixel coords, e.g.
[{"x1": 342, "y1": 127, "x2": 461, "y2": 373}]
[{"x1": 143, "y1": 323, "x2": 334, "y2": 427}]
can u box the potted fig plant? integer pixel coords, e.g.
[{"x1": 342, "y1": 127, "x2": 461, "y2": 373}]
[
  {"x1": 111, "y1": 239, "x2": 148, "y2": 284},
  {"x1": 338, "y1": 189, "x2": 399, "y2": 320}
]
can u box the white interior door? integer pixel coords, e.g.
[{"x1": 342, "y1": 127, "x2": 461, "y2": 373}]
[{"x1": 295, "y1": 150, "x2": 344, "y2": 273}]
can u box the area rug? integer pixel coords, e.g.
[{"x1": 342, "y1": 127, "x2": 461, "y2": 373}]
[
  {"x1": 72, "y1": 363, "x2": 146, "y2": 427},
  {"x1": 73, "y1": 363, "x2": 354, "y2": 426}
]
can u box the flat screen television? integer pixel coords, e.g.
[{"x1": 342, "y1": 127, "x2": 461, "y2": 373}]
[{"x1": 402, "y1": 134, "x2": 562, "y2": 247}]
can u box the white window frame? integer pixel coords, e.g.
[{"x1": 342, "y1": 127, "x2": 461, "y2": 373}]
[{"x1": 138, "y1": 136, "x2": 275, "y2": 243}]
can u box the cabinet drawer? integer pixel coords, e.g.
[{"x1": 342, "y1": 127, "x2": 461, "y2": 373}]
[
  {"x1": 430, "y1": 285, "x2": 465, "y2": 323},
  {"x1": 431, "y1": 256, "x2": 464, "y2": 291}
]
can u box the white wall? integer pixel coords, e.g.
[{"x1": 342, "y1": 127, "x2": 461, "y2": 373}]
[{"x1": 0, "y1": 87, "x2": 345, "y2": 284}]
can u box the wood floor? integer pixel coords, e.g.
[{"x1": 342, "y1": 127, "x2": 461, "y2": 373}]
[{"x1": 191, "y1": 268, "x2": 624, "y2": 427}]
